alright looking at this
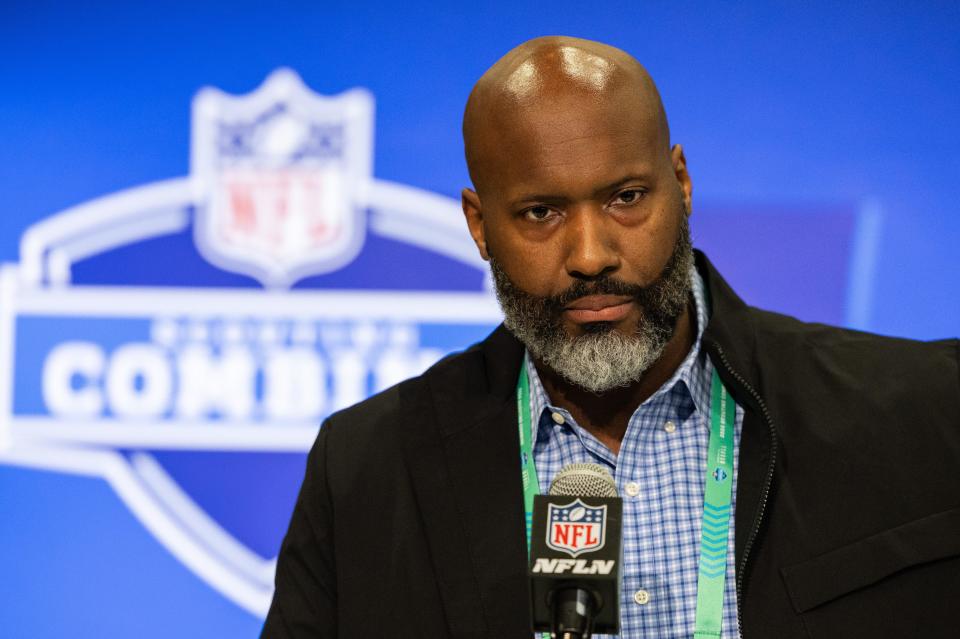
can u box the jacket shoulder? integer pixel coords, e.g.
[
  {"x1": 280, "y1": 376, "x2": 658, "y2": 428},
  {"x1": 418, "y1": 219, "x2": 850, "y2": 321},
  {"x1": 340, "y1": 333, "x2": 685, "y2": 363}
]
[
  {"x1": 319, "y1": 340, "x2": 488, "y2": 462},
  {"x1": 746, "y1": 306, "x2": 960, "y2": 400},
  {"x1": 748, "y1": 306, "x2": 958, "y2": 358}
]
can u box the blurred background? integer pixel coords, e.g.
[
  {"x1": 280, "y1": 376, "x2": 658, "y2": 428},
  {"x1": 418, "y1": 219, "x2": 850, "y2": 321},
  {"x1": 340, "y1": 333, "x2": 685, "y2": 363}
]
[{"x1": 0, "y1": 2, "x2": 957, "y2": 636}]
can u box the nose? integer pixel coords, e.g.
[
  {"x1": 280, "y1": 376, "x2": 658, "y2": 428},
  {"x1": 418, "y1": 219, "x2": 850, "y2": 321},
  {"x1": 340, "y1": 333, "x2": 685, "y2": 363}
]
[{"x1": 563, "y1": 207, "x2": 620, "y2": 280}]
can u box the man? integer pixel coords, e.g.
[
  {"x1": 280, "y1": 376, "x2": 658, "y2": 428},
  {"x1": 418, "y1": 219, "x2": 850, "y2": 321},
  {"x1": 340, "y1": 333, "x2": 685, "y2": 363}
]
[{"x1": 263, "y1": 37, "x2": 960, "y2": 638}]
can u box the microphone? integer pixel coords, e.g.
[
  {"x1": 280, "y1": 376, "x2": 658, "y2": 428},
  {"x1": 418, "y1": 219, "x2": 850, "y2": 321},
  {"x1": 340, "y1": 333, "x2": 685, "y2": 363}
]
[{"x1": 529, "y1": 463, "x2": 622, "y2": 639}]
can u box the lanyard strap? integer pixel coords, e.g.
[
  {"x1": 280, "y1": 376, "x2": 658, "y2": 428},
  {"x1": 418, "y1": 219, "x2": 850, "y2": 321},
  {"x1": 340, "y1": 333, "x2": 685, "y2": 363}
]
[
  {"x1": 693, "y1": 368, "x2": 737, "y2": 638},
  {"x1": 516, "y1": 366, "x2": 549, "y2": 639},
  {"x1": 516, "y1": 363, "x2": 540, "y2": 551},
  {"x1": 516, "y1": 364, "x2": 736, "y2": 638}
]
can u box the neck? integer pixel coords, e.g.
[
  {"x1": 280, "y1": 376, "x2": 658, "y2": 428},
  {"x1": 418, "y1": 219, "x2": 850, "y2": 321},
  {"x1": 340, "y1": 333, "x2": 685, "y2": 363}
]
[{"x1": 534, "y1": 299, "x2": 695, "y2": 456}]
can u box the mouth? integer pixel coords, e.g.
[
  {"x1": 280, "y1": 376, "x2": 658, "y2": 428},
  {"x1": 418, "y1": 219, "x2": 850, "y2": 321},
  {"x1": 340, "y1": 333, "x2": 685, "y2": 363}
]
[{"x1": 562, "y1": 295, "x2": 634, "y2": 324}]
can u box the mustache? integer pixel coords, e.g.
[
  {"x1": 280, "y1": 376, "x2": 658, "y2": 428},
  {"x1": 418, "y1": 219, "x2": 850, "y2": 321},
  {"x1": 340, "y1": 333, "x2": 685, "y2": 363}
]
[{"x1": 545, "y1": 277, "x2": 649, "y2": 310}]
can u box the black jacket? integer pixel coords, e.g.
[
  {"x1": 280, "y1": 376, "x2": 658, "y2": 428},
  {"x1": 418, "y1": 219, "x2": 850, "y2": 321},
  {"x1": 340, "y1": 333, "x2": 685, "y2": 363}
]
[{"x1": 263, "y1": 252, "x2": 960, "y2": 638}]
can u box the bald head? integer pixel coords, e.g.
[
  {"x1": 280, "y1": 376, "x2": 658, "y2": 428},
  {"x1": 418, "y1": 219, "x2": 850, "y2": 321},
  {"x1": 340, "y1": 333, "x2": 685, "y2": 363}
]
[{"x1": 463, "y1": 36, "x2": 670, "y2": 192}]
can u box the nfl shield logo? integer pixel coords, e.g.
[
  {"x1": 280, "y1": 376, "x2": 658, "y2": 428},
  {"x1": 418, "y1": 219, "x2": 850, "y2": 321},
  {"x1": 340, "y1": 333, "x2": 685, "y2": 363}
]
[
  {"x1": 546, "y1": 499, "x2": 608, "y2": 557},
  {"x1": 191, "y1": 68, "x2": 373, "y2": 288}
]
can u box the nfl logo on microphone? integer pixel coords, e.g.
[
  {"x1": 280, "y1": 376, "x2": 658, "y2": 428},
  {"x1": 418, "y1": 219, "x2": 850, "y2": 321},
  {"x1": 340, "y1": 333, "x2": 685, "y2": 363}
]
[{"x1": 546, "y1": 499, "x2": 608, "y2": 557}]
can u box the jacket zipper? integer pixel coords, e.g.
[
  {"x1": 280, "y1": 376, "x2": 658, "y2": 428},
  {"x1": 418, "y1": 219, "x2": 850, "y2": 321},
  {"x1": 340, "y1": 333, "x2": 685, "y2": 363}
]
[{"x1": 711, "y1": 343, "x2": 778, "y2": 639}]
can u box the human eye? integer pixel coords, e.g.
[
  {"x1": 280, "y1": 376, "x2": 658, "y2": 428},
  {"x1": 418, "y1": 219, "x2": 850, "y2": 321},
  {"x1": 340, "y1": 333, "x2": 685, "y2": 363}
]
[
  {"x1": 611, "y1": 188, "x2": 647, "y2": 206},
  {"x1": 521, "y1": 204, "x2": 558, "y2": 222}
]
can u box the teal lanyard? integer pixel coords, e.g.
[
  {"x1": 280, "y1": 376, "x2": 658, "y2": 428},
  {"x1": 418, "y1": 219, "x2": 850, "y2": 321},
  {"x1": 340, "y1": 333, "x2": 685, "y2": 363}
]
[
  {"x1": 516, "y1": 364, "x2": 736, "y2": 638},
  {"x1": 693, "y1": 367, "x2": 737, "y2": 638},
  {"x1": 516, "y1": 367, "x2": 549, "y2": 639},
  {"x1": 516, "y1": 364, "x2": 540, "y2": 551}
]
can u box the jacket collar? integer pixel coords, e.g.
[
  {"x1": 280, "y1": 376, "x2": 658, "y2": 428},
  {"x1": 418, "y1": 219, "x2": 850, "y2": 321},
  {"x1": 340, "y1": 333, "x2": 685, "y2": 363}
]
[
  {"x1": 696, "y1": 250, "x2": 762, "y2": 395},
  {"x1": 694, "y1": 251, "x2": 778, "y2": 598}
]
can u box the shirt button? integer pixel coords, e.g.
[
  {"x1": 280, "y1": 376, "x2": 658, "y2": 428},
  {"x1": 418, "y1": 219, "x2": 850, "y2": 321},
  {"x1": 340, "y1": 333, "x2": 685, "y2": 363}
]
[
  {"x1": 551, "y1": 412, "x2": 565, "y2": 425},
  {"x1": 664, "y1": 420, "x2": 677, "y2": 433},
  {"x1": 624, "y1": 482, "x2": 641, "y2": 497},
  {"x1": 633, "y1": 589, "x2": 650, "y2": 605}
]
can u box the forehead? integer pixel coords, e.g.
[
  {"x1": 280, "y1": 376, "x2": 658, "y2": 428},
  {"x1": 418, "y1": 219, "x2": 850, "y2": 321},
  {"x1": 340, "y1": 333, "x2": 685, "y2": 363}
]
[{"x1": 475, "y1": 91, "x2": 667, "y2": 200}]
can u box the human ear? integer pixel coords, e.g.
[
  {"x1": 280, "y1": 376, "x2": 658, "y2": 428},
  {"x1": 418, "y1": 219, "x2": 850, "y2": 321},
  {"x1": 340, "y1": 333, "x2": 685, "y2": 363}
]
[
  {"x1": 671, "y1": 144, "x2": 693, "y2": 215},
  {"x1": 461, "y1": 188, "x2": 490, "y2": 261}
]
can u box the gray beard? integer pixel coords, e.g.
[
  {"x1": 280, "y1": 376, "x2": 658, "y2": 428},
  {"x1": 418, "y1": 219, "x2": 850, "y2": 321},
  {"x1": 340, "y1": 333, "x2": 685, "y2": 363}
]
[{"x1": 489, "y1": 215, "x2": 694, "y2": 394}]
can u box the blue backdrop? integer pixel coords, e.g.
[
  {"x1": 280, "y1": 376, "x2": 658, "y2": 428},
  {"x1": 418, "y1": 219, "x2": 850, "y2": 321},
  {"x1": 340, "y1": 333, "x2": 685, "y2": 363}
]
[{"x1": 0, "y1": 2, "x2": 957, "y2": 637}]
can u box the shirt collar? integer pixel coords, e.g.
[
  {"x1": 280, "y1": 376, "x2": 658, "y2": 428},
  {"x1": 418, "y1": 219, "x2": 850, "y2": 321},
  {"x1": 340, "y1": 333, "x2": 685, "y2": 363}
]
[{"x1": 525, "y1": 266, "x2": 712, "y2": 442}]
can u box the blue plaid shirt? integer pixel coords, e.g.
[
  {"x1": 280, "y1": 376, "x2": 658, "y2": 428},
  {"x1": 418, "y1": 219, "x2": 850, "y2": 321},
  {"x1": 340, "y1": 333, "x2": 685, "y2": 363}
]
[{"x1": 526, "y1": 270, "x2": 744, "y2": 638}]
